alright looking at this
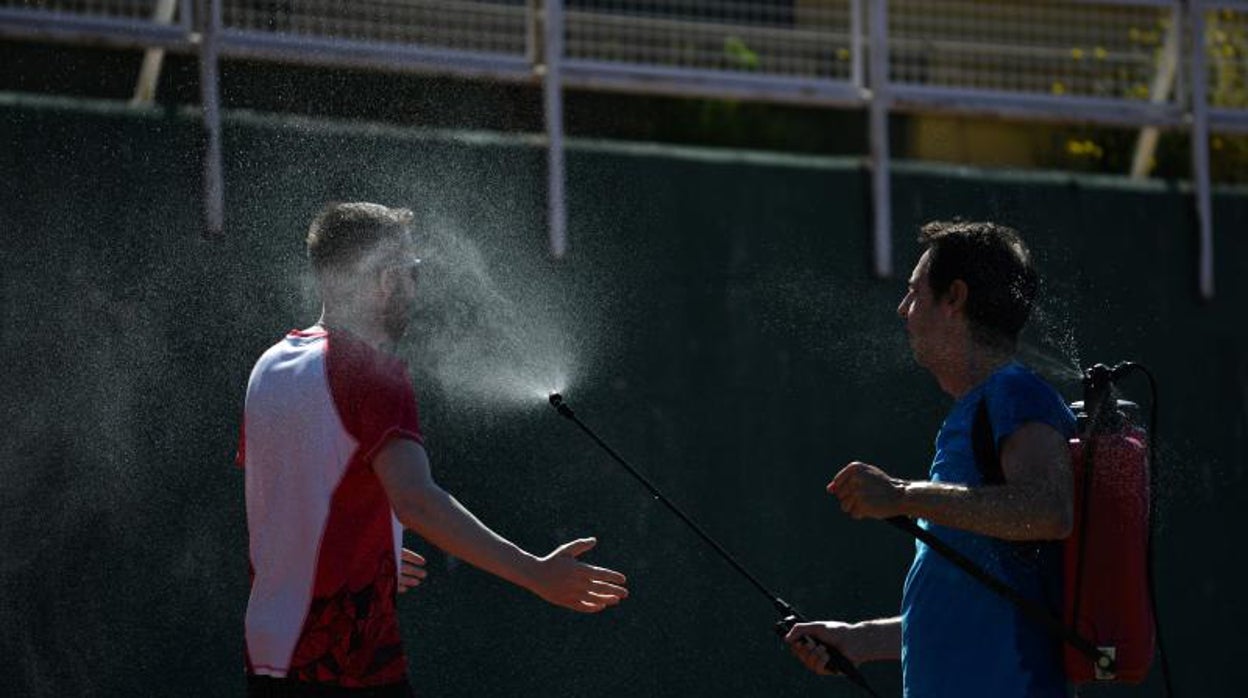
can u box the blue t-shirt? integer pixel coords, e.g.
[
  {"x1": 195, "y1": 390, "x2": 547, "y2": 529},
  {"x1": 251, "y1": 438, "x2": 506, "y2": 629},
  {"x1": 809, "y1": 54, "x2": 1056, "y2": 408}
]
[{"x1": 900, "y1": 361, "x2": 1076, "y2": 697}]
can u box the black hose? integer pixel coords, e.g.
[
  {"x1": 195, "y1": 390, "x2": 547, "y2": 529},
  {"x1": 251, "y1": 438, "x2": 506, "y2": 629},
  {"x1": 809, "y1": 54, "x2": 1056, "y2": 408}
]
[
  {"x1": 1112, "y1": 362, "x2": 1173, "y2": 697},
  {"x1": 549, "y1": 393, "x2": 879, "y2": 697}
]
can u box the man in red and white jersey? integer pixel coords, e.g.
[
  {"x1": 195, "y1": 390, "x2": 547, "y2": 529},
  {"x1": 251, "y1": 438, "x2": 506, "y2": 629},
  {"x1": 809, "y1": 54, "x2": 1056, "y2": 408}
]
[{"x1": 238, "y1": 202, "x2": 629, "y2": 696}]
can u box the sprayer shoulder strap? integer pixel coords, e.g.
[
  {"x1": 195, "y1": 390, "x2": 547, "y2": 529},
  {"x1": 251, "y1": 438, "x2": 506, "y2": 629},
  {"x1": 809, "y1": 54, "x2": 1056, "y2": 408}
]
[
  {"x1": 972, "y1": 399, "x2": 1005, "y2": 485},
  {"x1": 971, "y1": 400, "x2": 1045, "y2": 571}
]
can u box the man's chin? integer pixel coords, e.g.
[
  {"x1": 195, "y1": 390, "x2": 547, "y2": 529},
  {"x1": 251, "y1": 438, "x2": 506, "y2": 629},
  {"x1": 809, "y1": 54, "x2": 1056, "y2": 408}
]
[{"x1": 908, "y1": 346, "x2": 928, "y2": 369}]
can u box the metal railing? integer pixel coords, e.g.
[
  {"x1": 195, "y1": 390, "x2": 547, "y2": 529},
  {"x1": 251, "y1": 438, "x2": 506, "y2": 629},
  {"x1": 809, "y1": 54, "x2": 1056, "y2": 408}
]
[{"x1": 2, "y1": 0, "x2": 1244, "y2": 297}]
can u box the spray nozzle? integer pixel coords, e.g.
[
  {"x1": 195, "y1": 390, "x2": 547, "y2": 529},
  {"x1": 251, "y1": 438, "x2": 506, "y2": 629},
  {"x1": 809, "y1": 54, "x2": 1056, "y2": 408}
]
[
  {"x1": 1083, "y1": 362, "x2": 1138, "y2": 391},
  {"x1": 1083, "y1": 363, "x2": 1112, "y2": 390},
  {"x1": 1080, "y1": 361, "x2": 1142, "y2": 432},
  {"x1": 549, "y1": 392, "x2": 574, "y2": 419}
]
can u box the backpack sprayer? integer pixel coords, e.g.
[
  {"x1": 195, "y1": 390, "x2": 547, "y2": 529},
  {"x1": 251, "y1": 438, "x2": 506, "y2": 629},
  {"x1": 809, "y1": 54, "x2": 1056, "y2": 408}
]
[
  {"x1": 886, "y1": 361, "x2": 1172, "y2": 694},
  {"x1": 548, "y1": 393, "x2": 881, "y2": 697}
]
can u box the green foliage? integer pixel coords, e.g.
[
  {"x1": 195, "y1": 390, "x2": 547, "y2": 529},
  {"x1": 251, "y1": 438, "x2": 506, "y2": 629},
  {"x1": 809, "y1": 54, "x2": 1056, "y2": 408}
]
[
  {"x1": 1054, "y1": 9, "x2": 1248, "y2": 182},
  {"x1": 1208, "y1": 9, "x2": 1248, "y2": 182},
  {"x1": 723, "y1": 36, "x2": 760, "y2": 71}
]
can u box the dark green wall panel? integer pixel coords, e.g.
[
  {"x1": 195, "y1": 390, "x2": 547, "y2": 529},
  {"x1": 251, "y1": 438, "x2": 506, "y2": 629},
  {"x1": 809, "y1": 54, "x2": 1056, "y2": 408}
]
[{"x1": 1, "y1": 97, "x2": 1244, "y2": 697}]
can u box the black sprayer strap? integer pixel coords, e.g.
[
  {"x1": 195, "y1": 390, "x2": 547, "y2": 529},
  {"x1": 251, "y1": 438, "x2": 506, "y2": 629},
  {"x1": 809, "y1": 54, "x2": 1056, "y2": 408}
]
[
  {"x1": 1113, "y1": 363, "x2": 1174, "y2": 697},
  {"x1": 885, "y1": 516, "x2": 1111, "y2": 670},
  {"x1": 972, "y1": 400, "x2": 1006, "y2": 485},
  {"x1": 548, "y1": 394, "x2": 878, "y2": 697},
  {"x1": 972, "y1": 400, "x2": 1046, "y2": 568}
]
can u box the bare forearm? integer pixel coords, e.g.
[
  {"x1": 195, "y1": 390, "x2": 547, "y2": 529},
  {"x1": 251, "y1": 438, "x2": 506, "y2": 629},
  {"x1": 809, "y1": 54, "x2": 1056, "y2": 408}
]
[
  {"x1": 788, "y1": 615, "x2": 902, "y2": 671},
  {"x1": 900, "y1": 480, "x2": 1069, "y2": 540},
  {"x1": 400, "y1": 484, "x2": 539, "y2": 591},
  {"x1": 852, "y1": 617, "x2": 903, "y2": 662},
  {"x1": 376, "y1": 440, "x2": 628, "y2": 614}
]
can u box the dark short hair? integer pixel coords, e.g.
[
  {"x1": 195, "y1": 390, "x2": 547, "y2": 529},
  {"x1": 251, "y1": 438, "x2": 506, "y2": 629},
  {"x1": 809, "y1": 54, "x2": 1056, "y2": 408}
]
[
  {"x1": 918, "y1": 220, "x2": 1038, "y2": 349},
  {"x1": 306, "y1": 202, "x2": 414, "y2": 273}
]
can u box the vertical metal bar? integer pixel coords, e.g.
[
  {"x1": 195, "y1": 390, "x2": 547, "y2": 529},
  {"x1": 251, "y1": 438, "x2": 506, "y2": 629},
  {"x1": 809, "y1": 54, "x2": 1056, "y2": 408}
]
[
  {"x1": 1129, "y1": 3, "x2": 1182, "y2": 179},
  {"x1": 851, "y1": 0, "x2": 865, "y2": 90},
  {"x1": 131, "y1": 0, "x2": 180, "y2": 105},
  {"x1": 200, "y1": 0, "x2": 225, "y2": 239},
  {"x1": 1188, "y1": 0, "x2": 1214, "y2": 299},
  {"x1": 544, "y1": 0, "x2": 568, "y2": 258},
  {"x1": 179, "y1": 0, "x2": 193, "y2": 31},
  {"x1": 868, "y1": 0, "x2": 892, "y2": 278},
  {"x1": 526, "y1": 0, "x2": 541, "y2": 65}
]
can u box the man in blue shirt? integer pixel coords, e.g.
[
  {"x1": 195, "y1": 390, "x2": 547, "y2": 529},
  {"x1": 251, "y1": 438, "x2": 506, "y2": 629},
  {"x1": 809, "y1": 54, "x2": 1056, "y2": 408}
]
[{"x1": 785, "y1": 221, "x2": 1076, "y2": 696}]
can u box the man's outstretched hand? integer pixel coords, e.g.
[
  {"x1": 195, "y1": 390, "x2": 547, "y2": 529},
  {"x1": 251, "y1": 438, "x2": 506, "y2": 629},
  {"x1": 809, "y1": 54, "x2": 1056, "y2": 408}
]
[{"x1": 529, "y1": 537, "x2": 629, "y2": 613}]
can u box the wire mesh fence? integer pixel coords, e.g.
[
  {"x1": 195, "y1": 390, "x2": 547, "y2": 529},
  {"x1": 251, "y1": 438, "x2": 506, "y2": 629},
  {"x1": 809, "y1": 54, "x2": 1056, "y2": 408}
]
[
  {"x1": 220, "y1": 0, "x2": 531, "y2": 56},
  {"x1": 564, "y1": 0, "x2": 856, "y2": 81},
  {"x1": 888, "y1": 0, "x2": 1180, "y2": 104},
  {"x1": 0, "y1": 0, "x2": 173, "y2": 21},
  {"x1": 1, "y1": 0, "x2": 1245, "y2": 117},
  {"x1": 1205, "y1": 3, "x2": 1248, "y2": 112}
]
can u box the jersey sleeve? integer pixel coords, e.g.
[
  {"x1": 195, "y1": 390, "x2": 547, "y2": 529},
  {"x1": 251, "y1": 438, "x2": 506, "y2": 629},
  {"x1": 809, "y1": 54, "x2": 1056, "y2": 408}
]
[
  {"x1": 327, "y1": 334, "x2": 425, "y2": 466},
  {"x1": 984, "y1": 367, "x2": 1077, "y2": 448}
]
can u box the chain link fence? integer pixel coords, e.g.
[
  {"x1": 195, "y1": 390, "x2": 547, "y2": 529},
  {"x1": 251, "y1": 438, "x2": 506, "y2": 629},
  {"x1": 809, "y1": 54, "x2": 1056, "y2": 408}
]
[
  {"x1": 564, "y1": 0, "x2": 855, "y2": 81},
  {"x1": 889, "y1": 0, "x2": 1179, "y2": 103},
  {"x1": 2, "y1": 0, "x2": 1248, "y2": 122},
  {"x1": 0, "y1": 0, "x2": 168, "y2": 20},
  {"x1": 221, "y1": 0, "x2": 531, "y2": 56},
  {"x1": 4, "y1": 0, "x2": 1245, "y2": 117},
  {"x1": 1205, "y1": 3, "x2": 1248, "y2": 112}
]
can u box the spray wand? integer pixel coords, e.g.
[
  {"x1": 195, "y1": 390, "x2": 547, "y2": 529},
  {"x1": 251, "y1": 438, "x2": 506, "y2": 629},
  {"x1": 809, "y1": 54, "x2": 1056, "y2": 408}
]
[{"x1": 548, "y1": 393, "x2": 879, "y2": 697}]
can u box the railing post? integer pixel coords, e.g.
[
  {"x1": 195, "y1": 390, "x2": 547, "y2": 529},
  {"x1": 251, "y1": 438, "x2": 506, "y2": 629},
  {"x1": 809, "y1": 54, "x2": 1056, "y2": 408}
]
[
  {"x1": 851, "y1": 0, "x2": 865, "y2": 90},
  {"x1": 544, "y1": 0, "x2": 567, "y2": 258},
  {"x1": 526, "y1": 0, "x2": 541, "y2": 65},
  {"x1": 130, "y1": 0, "x2": 179, "y2": 105},
  {"x1": 868, "y1": 0, "x2": 892, "y2": 278},
  {"x1": 1129, "y1": 3, "x2": 1182, "y2": 179},
  {"x1": 199, "y1": 0, "x2": 224, "y2": 239},
  {"x1": 1187, "y1": 0, "x2": 1214, "y2": 299},
  {"x1": 179, "y1": 0, "x2": 193, "y2": 32}
]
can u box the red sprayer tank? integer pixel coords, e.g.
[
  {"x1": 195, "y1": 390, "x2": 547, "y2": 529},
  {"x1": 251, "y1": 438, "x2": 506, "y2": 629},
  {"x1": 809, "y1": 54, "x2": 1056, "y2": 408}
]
[{"x1": 1064, "y1": 400, "x2": 1155, "y2": 684}]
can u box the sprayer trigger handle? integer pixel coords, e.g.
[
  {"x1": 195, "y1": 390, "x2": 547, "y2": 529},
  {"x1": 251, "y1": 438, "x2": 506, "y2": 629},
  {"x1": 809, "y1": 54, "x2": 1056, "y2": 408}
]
[
  {"x1": 811, "y1": 637, "x2": 858, "y2": 676},
  {"x1": 774, "y1": 616, "x2": 858, "y2": 677},
  {"x1": 774, "y1": 615, "x2": 795, "y2": 639}
]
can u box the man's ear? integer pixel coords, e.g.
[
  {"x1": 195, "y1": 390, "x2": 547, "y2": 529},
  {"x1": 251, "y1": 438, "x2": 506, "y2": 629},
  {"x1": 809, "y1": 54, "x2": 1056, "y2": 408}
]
[{"x1": 943, "y1": 279, "x2": 969, "y2": 316}]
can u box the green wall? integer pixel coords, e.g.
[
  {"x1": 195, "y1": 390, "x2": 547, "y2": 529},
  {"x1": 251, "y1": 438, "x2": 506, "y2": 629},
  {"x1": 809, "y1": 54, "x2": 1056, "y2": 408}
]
[{"x1": 1, "y1": 95, "x2": 1245, "y2": 696}]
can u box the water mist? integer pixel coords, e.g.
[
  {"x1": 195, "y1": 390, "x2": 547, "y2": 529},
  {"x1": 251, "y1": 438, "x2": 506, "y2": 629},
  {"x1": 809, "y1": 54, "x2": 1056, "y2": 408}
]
[{"x1": 400, "y1": 220, "x2": 581, "y2": 411}]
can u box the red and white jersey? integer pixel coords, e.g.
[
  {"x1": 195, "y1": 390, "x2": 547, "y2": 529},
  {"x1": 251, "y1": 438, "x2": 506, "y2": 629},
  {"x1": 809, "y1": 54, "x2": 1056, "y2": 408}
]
[{"x1": 237, "y1": 327, "x2": 423, "y2": 686}]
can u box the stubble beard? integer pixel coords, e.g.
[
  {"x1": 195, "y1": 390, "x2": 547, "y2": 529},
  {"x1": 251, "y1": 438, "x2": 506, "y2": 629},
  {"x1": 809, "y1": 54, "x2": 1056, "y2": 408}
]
[{"x1": 381, "y1": 296, "x2": 412, "y2": 345}]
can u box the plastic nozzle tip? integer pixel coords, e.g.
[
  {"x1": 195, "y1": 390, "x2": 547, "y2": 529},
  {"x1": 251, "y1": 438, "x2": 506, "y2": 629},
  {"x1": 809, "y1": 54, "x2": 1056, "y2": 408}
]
[{"x1": 548, "y1": 392, "x2": 574, "y2": 418}]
